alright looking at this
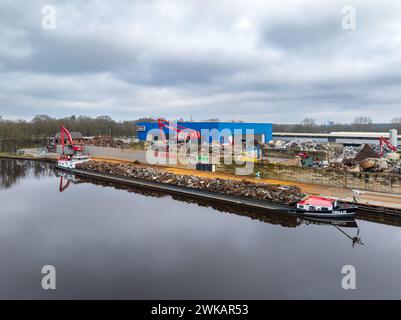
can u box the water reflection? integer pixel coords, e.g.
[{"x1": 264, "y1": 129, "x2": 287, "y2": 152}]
[
  {"x1": 0, "y1": 159, "x2": 53, "y2": 189},
  {"x1": 2, "y1": 159, "x2": 401, "y2": 299},
  {"x1": 54, "y1": 170, "x2": 365, "y2": 247},
  {"x1": 56, "y1": 171, "x2": 302, "y2": 228},
  {"x1": 298, "y1": 217, "x2": 363, "y2": 247}
]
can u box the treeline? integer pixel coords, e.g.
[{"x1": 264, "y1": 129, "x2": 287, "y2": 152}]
[
  {"x1": 1, "y1": 115, "x2": 401, "y2": 139},
  {"x1": 0, "y1": 115, "x2": 154, "y2": 139},
  {"x1": 273, "y1": 117, "x2": 401, "y2": 133}
]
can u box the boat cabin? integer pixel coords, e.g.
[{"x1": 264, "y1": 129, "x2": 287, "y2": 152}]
[
  {"x1": 296, "y1": 196, "x2": 336, "y2": 212},
  {"x1": 57, "y1": 155, "x2": 91, "y2": 169}
]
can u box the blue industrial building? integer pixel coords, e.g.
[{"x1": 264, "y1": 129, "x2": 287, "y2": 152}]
[{"x1": 135, "y1": 122, "x2": 272, "y2": 143}]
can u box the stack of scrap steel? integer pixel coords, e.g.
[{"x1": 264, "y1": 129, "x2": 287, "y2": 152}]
[
  {"x1": 340, "y1": 146, "x2": 360, "y2": 159},
  {"x1": 342, "y1": 158, "x2": 358, "y2": 168},
  {"x1": 86, "y1": 136, "x2": 131, "y2": 148},
  {"x1": 334, "y1": 144, "x2": 401, "y2": 173},
  {"x1": 77, "y1": 161, "x2": 305, "y2": 205},
  {"x1": 269, "y1": 140, "x2": 329, "y2": 151}
]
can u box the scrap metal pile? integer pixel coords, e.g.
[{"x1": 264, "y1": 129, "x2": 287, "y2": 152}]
[
  {"x1": 86, "y1": 136, "x2": 131, "y2": 148},
  {"x1": 269, "y1": 139, "x2": 329, "y2": 151},
  {"x1": 268, "y1": 139, "x2": 401, "y2": 174},
  {"x1": 77, "y1": 161, "x2": 305, "y2": 205},
  {"x1": 330, "y1": 144, "x2": 401, "y2": 174}
]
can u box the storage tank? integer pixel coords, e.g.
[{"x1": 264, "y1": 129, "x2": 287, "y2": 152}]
[{"x1": 389, "y1": 129, "x2": 398, "y2": 147}]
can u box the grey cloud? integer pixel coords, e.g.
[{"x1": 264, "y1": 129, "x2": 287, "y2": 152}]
[
  {"x1": 0, "y1": 0, "x2": 401, "y2": 123},
  {"x1": 11, "y1": 33, "x2": 138, "y2": 74},
  {"x1": 261, "y1": 17, "x2": 342, "y2": 51}
]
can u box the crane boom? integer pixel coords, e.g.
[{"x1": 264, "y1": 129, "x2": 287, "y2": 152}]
[
  {"x1": 379, "y1": 136, "x2": 397, "y2": 157},
  {"x1": 157, "y1": 119, "x2": 200, "y2": 144},
  {"x1": 60, "y1": 126, "x2": 83, "y2": 157}
]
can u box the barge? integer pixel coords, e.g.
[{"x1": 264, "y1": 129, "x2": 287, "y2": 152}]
[
  {"x1": 55, "y1": 162, "x2": 293, "y2": 213},
  {"x1": 292, "y1": 195, "x2": 357, "y2": 218},
  {"x1": 55, "y1": 159, "x2": 357, "y2": 218}
]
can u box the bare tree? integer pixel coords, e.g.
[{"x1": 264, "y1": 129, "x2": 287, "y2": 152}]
[
  {"x1": 0, "y1": 115, "x2": 138, "y2": 139},
  {"x1": 391, "y1": 117, "x2": 401, "y2": 124},
  {"x1": 96, "y1": 115, "x2": 113, "y2": 121},
  {"x1": 302, "y1": 118, "x2": 316, "y2": 127},
  {"x1": 32, "y1": 114, "x2": 55, "y2": 122},
  {"x1": 352, "y1": 116, "x2": 372, "y2": 125}
]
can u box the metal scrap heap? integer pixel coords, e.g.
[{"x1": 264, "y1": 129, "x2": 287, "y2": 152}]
[
  {"x1": 330, "y1": 144, "x2": 401, "y2": 174},
  {"x1": 77, "y1": 161, "x2": 305, "y2": 205},
  {"x1": 269, "y1": 139, "x2": 329, "y2": 151},
  {"x1": 86, "y1": 136, "x2": 131, "y2": 148}
]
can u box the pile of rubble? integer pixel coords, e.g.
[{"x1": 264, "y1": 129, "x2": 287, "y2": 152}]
[
  {"x1": 329, "y1": 143, "x2": 401, "y2": 174},
  {"x1": 86, "y1": 136, "x2": 131, "y2": 148},
  {"x1": 341, "y1": 146, "x2": 361, "y2": 159},
  {"x1": 77, "y1": 161, "x2": 305, "y2": 205},
  {"x1": 353, "y1": 144, "x2": 379, "y2": 162},
  {"x1": 269, "y1": 139, "x2": 329, "y2": 151}
]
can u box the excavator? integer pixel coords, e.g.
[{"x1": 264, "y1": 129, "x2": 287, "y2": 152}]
[
  {"x1": 153, "y1": 119, "x2": 201, "y2": 160},
  {"x1": 157, "y1": 118, "x2": 200, "y2": 144},
  {"x1": 59, "y1": 126, "x2": 83, "y2": 157}
]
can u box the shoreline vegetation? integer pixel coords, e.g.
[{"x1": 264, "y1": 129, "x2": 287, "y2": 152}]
[
  {"x1": 0, "y1": 115, "x2": 143, "y2": 140},
  {"x1": 1, "y1": 115, "x2": 401, "y2": 141}
]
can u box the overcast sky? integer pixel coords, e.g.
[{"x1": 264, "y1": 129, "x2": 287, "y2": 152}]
[{"x1": 1, "y1": 0, "x2": 401, "y2": 123}]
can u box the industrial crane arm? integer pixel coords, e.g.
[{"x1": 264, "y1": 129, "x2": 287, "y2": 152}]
[
  {"x1": 60, "y1": 126, "x2": 83, "y2": 156},
  {"x1": 60, "y1": 126, "x2": 75, "y2": 147},
  {"x1": 379, "y1": 136, "x2": 397, "y2": 157},
  {"x1": 157, "y1": 119, "x2": 200, "y2": 143}
]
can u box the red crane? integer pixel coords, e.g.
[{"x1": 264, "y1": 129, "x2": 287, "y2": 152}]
[
  {"x1": 59, "y1": 126, "x2": 83, "y2": 158},
  {"x1": 379, "y1": 136, "x2": 397, "y2": 157},
  {"x1": 59, "y1": 176, "x2": 70, "y2": 192},
  {"x1": 157, "y1": 119, "x2": 200, "y2": 144}
]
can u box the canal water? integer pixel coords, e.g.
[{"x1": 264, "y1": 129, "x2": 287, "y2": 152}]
[{"x1": 1, "y1": 159, "x2": 401, "y2": 299}]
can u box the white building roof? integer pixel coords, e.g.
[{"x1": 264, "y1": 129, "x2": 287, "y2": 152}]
[{"x1": 274, "y1": 131, "x2": 401, "y2": 138}]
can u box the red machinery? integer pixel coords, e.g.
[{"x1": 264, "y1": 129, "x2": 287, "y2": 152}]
[
  {"x1": 157, "y1": 119, "x2": 200, "y2": 144},
  {"x1": 296, "y1": 152, "x2": 309, "y2": 159},
  {"x1": 379, "y1": 136, "x2": 397, "y2": 157},
  {"x1": 59, "y1": 176, "x2": 70, "y2": 192},
  {"x1": 59, "y1": 126, "x2": 83, "y2": 157}
]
